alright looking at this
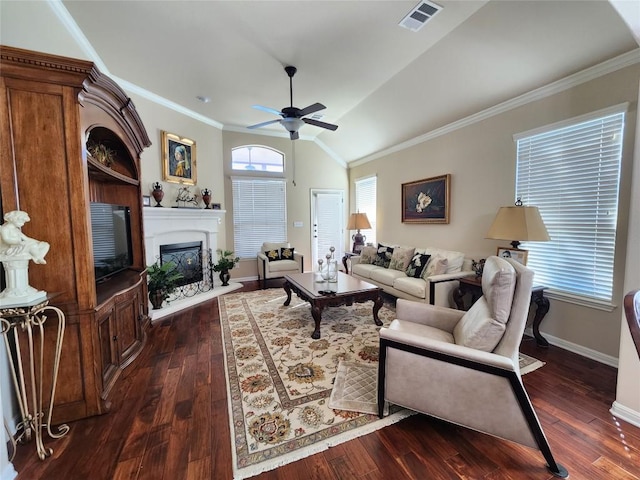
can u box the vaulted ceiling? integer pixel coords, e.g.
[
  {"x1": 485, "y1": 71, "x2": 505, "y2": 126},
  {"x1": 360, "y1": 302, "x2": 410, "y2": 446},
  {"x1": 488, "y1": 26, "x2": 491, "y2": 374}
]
[{"x1": 61, "y1": 0, "x2": 638, "y2": 164}]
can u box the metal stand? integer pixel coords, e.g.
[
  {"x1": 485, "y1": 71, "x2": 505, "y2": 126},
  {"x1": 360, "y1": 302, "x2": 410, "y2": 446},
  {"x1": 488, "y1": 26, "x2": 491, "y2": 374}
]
[{"x1": 0, "y1": 296, "x2": 69, "y2": 460}]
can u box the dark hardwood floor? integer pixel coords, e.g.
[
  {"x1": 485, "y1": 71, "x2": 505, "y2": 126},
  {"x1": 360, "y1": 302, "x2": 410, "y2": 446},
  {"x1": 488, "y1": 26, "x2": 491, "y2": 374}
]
[{"x1": 11, "y1": 281, "x2": 640, "y2": 479}]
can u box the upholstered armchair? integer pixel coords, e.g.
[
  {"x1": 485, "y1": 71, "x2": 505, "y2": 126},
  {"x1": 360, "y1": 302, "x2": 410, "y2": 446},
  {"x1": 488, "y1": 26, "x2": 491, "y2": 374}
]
[
  {"x1": 377, "y1": 256, "x2": 568, "y2": 478},
  {"x1": 257, "y1": 242, "x2": 303, "y2": 289}
]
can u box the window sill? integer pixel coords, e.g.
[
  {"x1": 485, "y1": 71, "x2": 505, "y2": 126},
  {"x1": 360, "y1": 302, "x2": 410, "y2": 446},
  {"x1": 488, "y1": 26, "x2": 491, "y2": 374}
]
[{"x1": 545, "y1": 290, "x2": 616, "y2": 312}]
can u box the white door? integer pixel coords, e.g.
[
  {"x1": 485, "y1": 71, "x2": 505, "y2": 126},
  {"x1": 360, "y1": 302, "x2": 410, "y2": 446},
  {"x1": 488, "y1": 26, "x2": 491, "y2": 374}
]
[{"x1": 310, "y1": 190, "x2": 344, "y2": 270}]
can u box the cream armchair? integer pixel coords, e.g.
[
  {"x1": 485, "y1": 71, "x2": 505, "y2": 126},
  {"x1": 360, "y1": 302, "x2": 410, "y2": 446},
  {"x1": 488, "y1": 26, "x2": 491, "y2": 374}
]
[
  {"x1": 257, "y1": 242, "x2": 303, "y2": 289},
  {"x1": 377, "y1": 256, "x2": 568, "y2": 478}
]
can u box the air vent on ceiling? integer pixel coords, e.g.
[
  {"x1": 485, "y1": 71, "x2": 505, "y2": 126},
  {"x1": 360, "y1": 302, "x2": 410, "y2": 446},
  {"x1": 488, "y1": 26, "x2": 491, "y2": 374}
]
[
  {"x1": 310, "y1": 113, "x2": 325, "y2": 121},
  {"x1": 399, "y1": 1, "x2": 442, "y2": 32}
]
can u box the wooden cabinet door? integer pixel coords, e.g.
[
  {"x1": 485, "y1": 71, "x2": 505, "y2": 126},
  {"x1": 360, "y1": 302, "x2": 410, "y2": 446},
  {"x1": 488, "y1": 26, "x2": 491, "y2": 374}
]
[
  {"x1": 96, "y1": 305, "x2": 118, "y2": 395},
  {"x1": 115, "y1": 287, "x2": 143, "y2": 367}
]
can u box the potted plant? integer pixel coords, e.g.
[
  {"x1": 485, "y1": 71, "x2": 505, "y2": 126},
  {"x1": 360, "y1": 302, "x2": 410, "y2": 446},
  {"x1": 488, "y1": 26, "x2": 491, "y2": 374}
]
[
  {"x1": 212, "y1": 249, "x2": 240, "y2": 286},
  {"x1": 146, "y1": 261, "x2": 183, "y2": 309}
]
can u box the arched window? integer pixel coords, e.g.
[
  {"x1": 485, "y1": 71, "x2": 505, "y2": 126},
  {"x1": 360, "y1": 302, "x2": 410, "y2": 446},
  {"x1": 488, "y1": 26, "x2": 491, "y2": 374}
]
[{"x1": 231, "y1": 145, "x2": 284, "y2": 172}]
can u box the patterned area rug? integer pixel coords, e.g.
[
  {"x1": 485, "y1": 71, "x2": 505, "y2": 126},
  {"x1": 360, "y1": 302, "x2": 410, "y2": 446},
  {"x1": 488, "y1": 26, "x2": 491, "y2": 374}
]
[{"x1": 219, "y1": 289, "x2": 413, "y2": 480}]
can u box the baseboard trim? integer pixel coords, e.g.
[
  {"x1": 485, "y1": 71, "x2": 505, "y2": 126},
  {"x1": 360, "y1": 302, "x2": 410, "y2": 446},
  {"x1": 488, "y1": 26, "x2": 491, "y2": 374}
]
[
  {"x1": 524, "y1": 328, "x2": 618, "y2": 368},
  {"x1": 610, "y1": 401, "x2": 640, "y2": 429}
]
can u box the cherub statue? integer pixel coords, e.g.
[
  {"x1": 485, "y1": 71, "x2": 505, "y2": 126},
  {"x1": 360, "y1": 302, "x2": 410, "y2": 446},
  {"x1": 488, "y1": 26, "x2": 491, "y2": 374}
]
[{"x1": 0, "y1": 210, "x2": 50, "y2": 264}]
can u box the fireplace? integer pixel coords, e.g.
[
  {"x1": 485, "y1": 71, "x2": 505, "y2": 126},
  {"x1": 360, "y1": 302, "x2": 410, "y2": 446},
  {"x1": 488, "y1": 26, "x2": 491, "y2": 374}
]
[
  {"x1": 160, "y1": 241, "x2": 204, "y2": 287},
  {"x1": 143, "y1": 207, "x2": 241, "y2": 320}
]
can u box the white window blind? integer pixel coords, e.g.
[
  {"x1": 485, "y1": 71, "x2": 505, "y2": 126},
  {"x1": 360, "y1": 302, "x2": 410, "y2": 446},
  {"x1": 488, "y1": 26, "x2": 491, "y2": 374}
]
[
  {"x1": 232, "y1": 177, "x2": 287, "y2": 259},
  {"x1": 355, "y1": 176, "x2": 377, "y2": 246},
  {"x1": 515, "y1": 108, "x2": 625, "y2": 303}
]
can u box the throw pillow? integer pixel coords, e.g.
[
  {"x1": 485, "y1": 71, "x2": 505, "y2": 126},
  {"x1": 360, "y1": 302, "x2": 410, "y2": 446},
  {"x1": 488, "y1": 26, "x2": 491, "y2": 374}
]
[
  {"x1": 422, "y1": 256, "x2": 448, "y2": 278},
  {"x1": 389, "y1": 247, "x2": 415, "y2": 271},
  {"x1": 405, "y1": 253, "x2": 431, "y2": 278},
  {"x1": 373, "y1": 243, "x2": 394, "y2": 268},
  {"x1": 359, "y1": 245, "x2": 377, "y2": 264},
  {"x1": 265, "y1": 249, "x2": 281, "y2": 261},
  {"x1": 280, "y1": 247, "x2": 295, "y2": 260}
]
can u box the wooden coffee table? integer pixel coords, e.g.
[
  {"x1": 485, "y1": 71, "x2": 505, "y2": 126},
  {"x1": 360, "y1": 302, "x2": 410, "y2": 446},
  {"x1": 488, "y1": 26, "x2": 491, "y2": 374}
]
[{"x1": 283, "y1": 271, "x2": 383, "y2": 339}]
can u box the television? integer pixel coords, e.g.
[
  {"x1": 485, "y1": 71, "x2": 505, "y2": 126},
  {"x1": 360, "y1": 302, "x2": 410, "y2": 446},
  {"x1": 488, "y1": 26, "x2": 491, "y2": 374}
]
[{"x1": 90, "y1": 202, "x2": 133, "y2": 282}]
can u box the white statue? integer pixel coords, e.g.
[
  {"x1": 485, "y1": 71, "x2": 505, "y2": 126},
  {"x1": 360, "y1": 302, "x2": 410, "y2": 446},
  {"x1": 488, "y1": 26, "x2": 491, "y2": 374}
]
[{"x1": 0, "y1": 210, "x2": 49, "y2": 306}]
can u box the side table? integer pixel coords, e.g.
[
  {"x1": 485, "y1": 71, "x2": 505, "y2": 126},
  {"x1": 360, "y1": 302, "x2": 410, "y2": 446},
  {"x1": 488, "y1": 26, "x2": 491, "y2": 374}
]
[
  {"x1": 453, "y1": 276, "x2": 550, "y2": 347},
  {"x1": 0, "y1": 295, "x2": 69, "y2": 460},
  {"x1": 342, "y1": 252, "x2": 358, "y2": 274}
]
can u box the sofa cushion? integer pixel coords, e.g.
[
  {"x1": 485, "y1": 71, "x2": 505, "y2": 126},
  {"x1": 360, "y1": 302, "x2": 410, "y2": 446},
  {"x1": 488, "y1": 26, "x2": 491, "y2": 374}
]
[
  {"x1": 268, "y1": 259, "x2": 299, "y2": 272},
  {"x1": 389, "y1": 246, "x2": 415, "y2": 271},
  {"x1": 352, "y1": 263, "x2": 378, "y2": 279},
  {"x1": 373, "y1": 243, "x2": 394, "y2": 268},
  {"x1": 393, "y1": 276, "x2": 428, "y2": 299},
  {"x1": 417, "y1": 247, "x2": 465, "y2": 274},
  {"x1": 359, "y1": 245, "x2": 377, "y2": 264},
  {"x1": 423, "y1": 256, "x2": 448, "y2": 278},
  {"x1": 370, "y1": 267, "x2": 406, "y2": 287},
  {"x1": 280, "y1": 247, "x2": 295, "y2": 260},
  {"x1": 453, "y1": 259, "x2": 516, "y2": 351},
  {"x1": 406, "y1": 253, "x2": 431, "y2": 278},
  {"x1": 265, "y1": 249, "x2": 281, "y2": 261}
]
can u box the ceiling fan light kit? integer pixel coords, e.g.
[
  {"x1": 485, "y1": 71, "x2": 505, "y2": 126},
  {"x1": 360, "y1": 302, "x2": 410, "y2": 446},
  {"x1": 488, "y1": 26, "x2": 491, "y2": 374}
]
[{"x1": 248, "y1": 65, "x2": 339, "y2": 140}]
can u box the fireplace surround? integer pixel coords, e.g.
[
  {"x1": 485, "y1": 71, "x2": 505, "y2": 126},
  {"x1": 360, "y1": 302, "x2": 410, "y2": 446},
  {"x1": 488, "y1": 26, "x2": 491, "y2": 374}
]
[{"x1": 143, "y1": 207, "x2": 241, "y2": 320}]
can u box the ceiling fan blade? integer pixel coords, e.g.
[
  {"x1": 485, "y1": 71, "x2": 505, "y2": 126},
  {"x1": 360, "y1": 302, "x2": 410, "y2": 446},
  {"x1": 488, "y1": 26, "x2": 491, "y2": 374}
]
[
  {"x1": 247, "y1": 119, "x2": 281, "y2": 129},
  {"x1": 299, "y1": 102, "x2": 326, "y2": 117},
  {"x1": 303, "y1": 118, "x2": 339, "y2": 131},
  {"x1": 290, "y1": 130, "x2": 299, "y2": 140},
  {"x1": 252, "y1": 105, "x2": 283, "y2": 116}
]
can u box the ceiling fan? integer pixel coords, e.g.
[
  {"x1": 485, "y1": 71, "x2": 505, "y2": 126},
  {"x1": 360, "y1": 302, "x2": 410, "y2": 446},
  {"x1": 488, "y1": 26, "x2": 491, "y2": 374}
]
[{"x1": 247, "y1": 65, "x2": 338, "y2": 140}]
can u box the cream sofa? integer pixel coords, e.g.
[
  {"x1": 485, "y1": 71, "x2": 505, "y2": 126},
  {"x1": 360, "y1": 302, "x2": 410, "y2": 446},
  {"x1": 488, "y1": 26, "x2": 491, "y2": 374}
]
[{"x1": 350, "y1": 245, "x2": 473, "y2": 307}]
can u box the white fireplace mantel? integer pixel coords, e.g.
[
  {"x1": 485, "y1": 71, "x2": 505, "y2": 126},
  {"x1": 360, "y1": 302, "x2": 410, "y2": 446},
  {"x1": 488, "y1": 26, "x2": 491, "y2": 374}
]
[
  {"x1": 142, "y1": 207, "x2": 241, "y2": 320},
  {"x1": 143, "y1": 207, "x2": 225, "y2": 266}
]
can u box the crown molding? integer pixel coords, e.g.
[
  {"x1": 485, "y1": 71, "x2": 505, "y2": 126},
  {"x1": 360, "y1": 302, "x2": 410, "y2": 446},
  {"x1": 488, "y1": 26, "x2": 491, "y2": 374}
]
[{"x1": 350, "y1": 48, "x2": 640, "y2": 168}]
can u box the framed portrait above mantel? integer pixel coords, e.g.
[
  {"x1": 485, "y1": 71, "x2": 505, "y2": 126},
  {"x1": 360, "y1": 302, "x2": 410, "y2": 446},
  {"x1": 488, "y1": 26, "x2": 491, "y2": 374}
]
[
  {"x1": 162, "y1": 131, "x2": 197, "y2": 185},
  {"x1": 401, "y1": 174, "x2": 450, "y2": 224}
]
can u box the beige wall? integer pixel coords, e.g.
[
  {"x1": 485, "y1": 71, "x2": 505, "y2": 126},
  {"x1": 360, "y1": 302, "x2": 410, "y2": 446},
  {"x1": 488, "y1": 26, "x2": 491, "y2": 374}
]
[
  {"x1": 222, "y1": 132, "x2": 348, "y2": 278},
  {"x1": 349, "y1": 65, "x2": 639, "y2": 359}
]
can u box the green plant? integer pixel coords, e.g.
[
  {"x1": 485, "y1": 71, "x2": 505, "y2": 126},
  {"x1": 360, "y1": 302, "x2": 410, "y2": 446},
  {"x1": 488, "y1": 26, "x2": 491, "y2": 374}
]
[
  {"x1": 146, "y1": 261, "x2": 183, "y2": 300},
  {"x1": 213, "y1": 249, "x2": 240, "y2": 272}
]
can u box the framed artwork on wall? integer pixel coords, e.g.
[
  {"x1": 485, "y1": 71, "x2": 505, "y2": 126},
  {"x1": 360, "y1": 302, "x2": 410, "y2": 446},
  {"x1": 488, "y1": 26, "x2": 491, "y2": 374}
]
[
  {"x1": 162, "y1": 131, "x2": 197, "y2": 185},
  {"x1": 401, "y1": 174, "x2": 451, "y2": 224},
  {"x1": 496, "y1": 247, "x2": 528, "y2": 265}
]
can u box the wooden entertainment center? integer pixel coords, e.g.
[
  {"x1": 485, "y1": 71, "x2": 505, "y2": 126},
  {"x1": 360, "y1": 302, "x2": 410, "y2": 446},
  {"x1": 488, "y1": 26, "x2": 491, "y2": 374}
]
[{"x1": 0, "y1": 46, "x2": 152, "y2": 423}]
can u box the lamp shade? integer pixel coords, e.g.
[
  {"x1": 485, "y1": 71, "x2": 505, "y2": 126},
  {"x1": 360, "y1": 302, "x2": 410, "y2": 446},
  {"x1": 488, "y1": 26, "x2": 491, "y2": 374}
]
[
  {"x1": 346, "y1": 212, "x2": 371, "y2": 230},
  {"x1": 486, "y1": 205, "x2": 550, "y2": 247}
]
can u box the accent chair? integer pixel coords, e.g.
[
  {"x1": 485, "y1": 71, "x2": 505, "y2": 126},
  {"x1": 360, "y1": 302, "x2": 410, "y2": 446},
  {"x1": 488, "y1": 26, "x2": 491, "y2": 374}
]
[
  {"x1": 257, "y1": 241, "x2": 303, "y2": 289},
  {"x1": 377, "y1": 256, "x2": 568, "y2": 478}
]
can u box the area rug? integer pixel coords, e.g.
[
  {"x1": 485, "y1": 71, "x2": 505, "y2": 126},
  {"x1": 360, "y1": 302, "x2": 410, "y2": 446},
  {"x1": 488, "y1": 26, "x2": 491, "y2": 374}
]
[
  {"x1": 219, "y1": 289, "x2": 413, "y2": 480},
  {"x1": 519, "y1": 352, "x2": 546, "y2": 375},
  {"x1": 329, "y1": 354, "x2": 546, "y2": 417}
]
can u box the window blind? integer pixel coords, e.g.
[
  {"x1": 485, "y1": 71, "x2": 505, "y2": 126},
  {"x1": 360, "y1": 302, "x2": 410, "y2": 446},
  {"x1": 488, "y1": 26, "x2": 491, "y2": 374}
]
[
  {"x1": 355, "y1": 176, "x2": 377, "y2": 246},
  {"x1": 232, "y1": 177, "x2": 287, "y2": 258},
  {"x1": 516, "y1": 109, "x2": 625, "y2": 302}
]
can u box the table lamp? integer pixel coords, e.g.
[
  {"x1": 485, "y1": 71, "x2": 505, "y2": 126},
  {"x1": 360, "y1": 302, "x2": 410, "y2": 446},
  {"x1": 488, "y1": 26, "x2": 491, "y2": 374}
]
[
  {"x1": 486, "y1": 199, "x2": 550, "y2": 249},
  {"x1": 346, "y1": 212, "x2": 371, "y2": 253}
]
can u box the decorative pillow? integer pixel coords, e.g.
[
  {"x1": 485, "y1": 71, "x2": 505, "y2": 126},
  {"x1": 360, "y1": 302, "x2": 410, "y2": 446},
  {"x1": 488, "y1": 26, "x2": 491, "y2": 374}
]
[
  {"x1": 280, "y1": 247, "x2": 295, "y2": 260},
  {"x1": 265, "y1": 249, "x2": 281, "y2": 261},
  {"x1": 405, "y1": 253, "x2": 431, "y2": 278},
  {"x1": 422, "y1": 256, "x2": 448, "y2": 278},
  {"x1": 389, "y1": 247, "x2": 415, "y2": 271},
  {"x1": 373, "y1": 243, "x2": 394, "y2": 268},
  {"x1": 359, "y1": 245, "x2": 377, "y2": 264}
]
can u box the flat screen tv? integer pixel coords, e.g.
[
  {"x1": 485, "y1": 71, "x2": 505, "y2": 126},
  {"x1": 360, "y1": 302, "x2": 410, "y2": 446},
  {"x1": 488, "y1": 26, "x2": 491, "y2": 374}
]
[{"x1": 90, "y1": 202, "x2": 133, "y2": 282}]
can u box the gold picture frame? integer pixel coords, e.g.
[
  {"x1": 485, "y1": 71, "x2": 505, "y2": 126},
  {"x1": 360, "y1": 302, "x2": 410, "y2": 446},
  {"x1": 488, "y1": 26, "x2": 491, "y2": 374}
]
[
  {"x1": 496, "y1": 247, "x2": 528, "y2": 265},
  {"x1": 162, "y1": 131, "x2": 197, "y2": 185},
  {"x1": 401, "y1": 174, "x2": 451, "y2": 224}
]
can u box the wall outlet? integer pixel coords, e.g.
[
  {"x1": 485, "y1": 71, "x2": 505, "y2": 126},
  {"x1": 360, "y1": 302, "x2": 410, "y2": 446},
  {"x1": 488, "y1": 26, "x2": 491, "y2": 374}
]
[{"x1": 293, "y1": 221, "x2": 303, "y2": 227}]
